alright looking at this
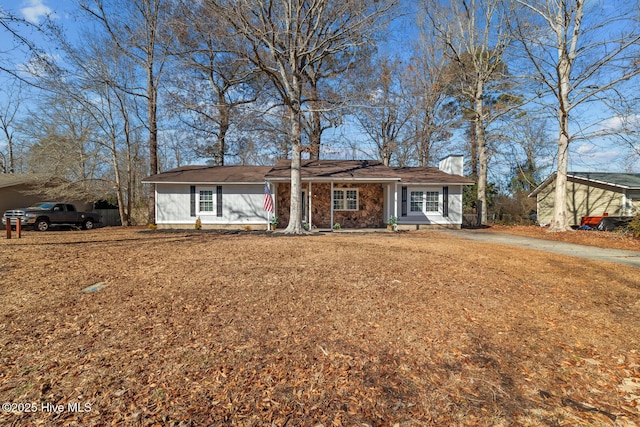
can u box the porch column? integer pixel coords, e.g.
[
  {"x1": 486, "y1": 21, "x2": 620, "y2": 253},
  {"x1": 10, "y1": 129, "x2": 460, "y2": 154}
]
[
  {"x1": 393, "y1": 182, "x2": 398, "y2": 219},
  {"x1": 622, "y1": 189, "x2": 627, "y2": 216},
  {"x1": 308, "y1": 182, "x2": 312, "y2": 228},
  {"x1": 330, "y1": 181, "x2": 334, "y2": 230}
]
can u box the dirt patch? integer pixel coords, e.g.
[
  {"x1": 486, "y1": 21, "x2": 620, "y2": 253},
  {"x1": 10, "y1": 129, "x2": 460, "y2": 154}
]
[
  {"x1": 488, "y1": 224, "x2": 640, "y2": 252},
  {"x1": 1, "y1": 228, "x2": 639, "y2": 426}
]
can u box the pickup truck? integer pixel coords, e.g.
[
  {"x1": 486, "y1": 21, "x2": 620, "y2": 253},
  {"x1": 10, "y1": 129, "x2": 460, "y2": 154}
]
[{"x1": 2, "y1": 202, "x2": 102, "y2": 231}]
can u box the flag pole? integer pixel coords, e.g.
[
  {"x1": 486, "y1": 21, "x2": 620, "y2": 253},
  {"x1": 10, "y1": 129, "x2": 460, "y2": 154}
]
[{"x1": 266, "y1": 181, "x2": 270, "y2": 231}]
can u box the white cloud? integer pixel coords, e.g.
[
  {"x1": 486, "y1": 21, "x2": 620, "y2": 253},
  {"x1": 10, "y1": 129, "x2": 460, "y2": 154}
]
[
  {"x1": 571, "y1": 142, "x2": 626, "y2": 172},
  {"x1": 576, "y1": 143, "x2": 596, "y2": 155},
  {"x1": 599, "y1": 114, "x2": 640, "y2": 132},
  {"x1": 16, "y1": 53, "x2": 59, "y2": 78},
  {"x1": 21, "y1": 0, "x2": 52, "y2": 24}
]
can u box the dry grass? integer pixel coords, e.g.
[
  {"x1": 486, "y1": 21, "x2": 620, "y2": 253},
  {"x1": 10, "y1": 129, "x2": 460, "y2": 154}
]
[
  {"x1": 1, "y1": 228, "x2": 639, "y2": 426},
  {"x1": 488, "y1": 224, "x2": 640, "y2": 252}
]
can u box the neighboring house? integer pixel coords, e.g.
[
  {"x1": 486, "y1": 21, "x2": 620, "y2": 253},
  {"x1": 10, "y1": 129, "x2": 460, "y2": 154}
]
[
  {"x1": 0, "y1": 174, "x2": 95, "y2": 215},
  {"x1": 0, "y1": 174, "x2": 52, "y2": 214},
  {"x1": 530, "y1": 172, "x2": 640, "y2": 226},
  {"x1": 143, "y1": 156, "x2": 474, "y2": 230}
]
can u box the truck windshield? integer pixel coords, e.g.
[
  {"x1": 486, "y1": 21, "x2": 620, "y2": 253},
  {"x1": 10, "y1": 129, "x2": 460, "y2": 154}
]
[{"x1": 27, "y1": 203, "x2": 56, "y2": 210}]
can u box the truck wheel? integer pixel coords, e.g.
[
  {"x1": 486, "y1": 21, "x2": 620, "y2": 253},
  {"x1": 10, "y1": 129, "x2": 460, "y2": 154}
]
[
  {"x1": 83, "y1": 219, "x2": 94, "y2": 230},
  {"x1": 35, "y1": 218, "x2": 50, "y2": 232}
]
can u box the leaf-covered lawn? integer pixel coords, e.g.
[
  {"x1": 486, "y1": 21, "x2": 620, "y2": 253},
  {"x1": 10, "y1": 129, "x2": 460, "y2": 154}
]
[
  {"x1": 488, "y1": 224, "x2": 640, "y2": 252},
  {"x1": 1, "y1": 228, "x2": 639, "y2": 426}
]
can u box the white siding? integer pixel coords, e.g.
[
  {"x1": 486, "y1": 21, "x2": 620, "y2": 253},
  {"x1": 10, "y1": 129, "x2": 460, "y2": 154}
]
[
  {"x1": 216, "y1": 184, "x2": 268, "y2": 224},
  {"x1": 396, "y1": 184, "x2": 463, "y2": 226},
  {"x1": 157, "y1": 184, "x2": 191, "y2": 223},
  {"x1": 156, "y1": 183, "x2": 268, "y2": 226}
]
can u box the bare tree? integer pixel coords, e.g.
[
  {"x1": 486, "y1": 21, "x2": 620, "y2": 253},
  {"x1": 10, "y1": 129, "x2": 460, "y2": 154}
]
[
  {"x1": 424, "y1": 0, "x2": 515, "y2": 224},
  {"x1": 0, "y1": 82, "x2": 25, "y2": 173},
  {"x1": 0, "y1": 7, "x2": 54, "y2": 82},
  {"x1": 211, "y1": 0, "x2": 396, "y2": 233},
  {"x1": 168, "y1": 1, "x2": 264, "y2": 166},
  {"x1": 406, "y1": 22, "x2": 458, "y2": 167},
  {"x1": 609, "y1": 104, "x2": 640, "y2": 163},
  {"x1": 352, "y1": 56, "x2": 412, "y2": 166},
  {"x1": 514, "y1": 0, "x2": 640, "y2": 231},
  {"x1": 37, "y1": 12, "x2": 153, "y2": 225},
  {"x1": 77, "y1": 48, "x2": 145, "y2": 226},
  {"x1": 21, "y1": 92, "x2": 108, "y2": 201},
  {"x1": 300, "y1": 41, "x2": 367, "y2": 160},
  {"x1": 80, "y1": 0, "x2": 171, "y2": 225},
  {"x1": 501, "y1": 115, "x2": 553, "y2": 193}
]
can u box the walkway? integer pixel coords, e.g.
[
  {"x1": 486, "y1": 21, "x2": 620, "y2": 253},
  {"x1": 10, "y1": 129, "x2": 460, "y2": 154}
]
[{"x1": 438, "y1": 229, "x2": 640, "y2": 268}]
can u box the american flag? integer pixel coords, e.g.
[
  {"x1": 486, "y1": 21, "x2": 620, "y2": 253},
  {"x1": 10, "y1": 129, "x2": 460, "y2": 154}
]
[{"x1": 264, "y1": 182, "x2": 274, "y2": 213}]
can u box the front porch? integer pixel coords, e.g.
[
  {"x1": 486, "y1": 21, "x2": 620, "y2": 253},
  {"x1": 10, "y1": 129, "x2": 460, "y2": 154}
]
[{"x1": 273, "y1": 182, "x2": 394, "y2": 229}]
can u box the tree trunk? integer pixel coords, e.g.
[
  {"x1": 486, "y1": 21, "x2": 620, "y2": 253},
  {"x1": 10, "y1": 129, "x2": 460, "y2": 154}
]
[
  {"x1": 309, "y1": 108, "x2": 321, "y2": 161},
  {"x1": 217, "y1": 93, "x2": 229, "y2": 166},
  {"x1": 308, "y1": 84, "x2": 321, "y2": 160},
  {"x1": 474, "y1": 80, "x2": 488, "y2": 225},
  {"x1": 7, "y1": 137, "x2": 14, "y2": 173},
  {"x1": 548, "y1": 55, "x2": 573, "y2": 232},
  {"x1": 126, "y1": 147, "x2": 134, "y2": 226},
  {"x1": 147, "y1": 66, "x2": 158, "y2": 225},
  {"x1": 381, "y1": 148, "x2": 392, "y2": 166},
  {"x1": 468, "y1": 122, "x2": 478, "y2": 179},
  {"x1": 284, "y1": 107, "x2": 305, "y2": 234},
  {"x1": 283, "y1": 67, "x2": 305, "y2": 234}
]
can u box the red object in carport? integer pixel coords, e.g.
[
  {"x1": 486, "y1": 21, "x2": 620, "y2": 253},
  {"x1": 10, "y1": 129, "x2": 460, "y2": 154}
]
[{"x1": 580, "y1": 213, "x2": 609, "y2": 227}]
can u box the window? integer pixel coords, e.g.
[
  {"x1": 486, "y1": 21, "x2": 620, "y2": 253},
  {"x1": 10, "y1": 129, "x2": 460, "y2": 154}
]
[
  {"x1": 333, "y1": 188, "x2": 359, "y2": 211},
  {"x1": 425, "y1": 191, "x2": 439, "y2": 212},
  {"x1": 408, "y1": 190, "x2": 440, "y2": 214},
  {"x1": 410, "y1": 191, "x2": 424, "y2": 212},
  {"x1": 346, "y1": 190, "x2": 358, "y2": 210},
  {"x1": 198, "y1": 190, "x2": 214, "y2": 213}
]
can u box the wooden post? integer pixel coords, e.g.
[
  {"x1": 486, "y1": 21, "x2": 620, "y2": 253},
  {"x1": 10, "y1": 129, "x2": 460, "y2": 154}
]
[
  {"x1": 16, "y1": 218, "x2": 21, "y2": 238},
  {"x1": 6, "y1": 219, "x2": 11, "y2": 239}
]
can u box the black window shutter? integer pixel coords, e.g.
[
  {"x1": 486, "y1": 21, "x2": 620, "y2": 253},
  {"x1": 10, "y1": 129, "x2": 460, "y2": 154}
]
[
  {"x1": 443, "y1": 186, "x2": 449, "y2": 217},
  {"x1": 216, "y1": 186, "x2": 223, "y2": 217},
  {"x1": 190, "y1": 186, "x2": 196, "y2": 217},
  {"x1": 401, "y1": 186, "x2": 407, "y2": 217}
]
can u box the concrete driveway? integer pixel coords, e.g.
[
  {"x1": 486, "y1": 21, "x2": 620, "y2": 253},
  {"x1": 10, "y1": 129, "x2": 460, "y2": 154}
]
[{"x1": 439, "y1": 229, "x2": 640, "y2": 268}]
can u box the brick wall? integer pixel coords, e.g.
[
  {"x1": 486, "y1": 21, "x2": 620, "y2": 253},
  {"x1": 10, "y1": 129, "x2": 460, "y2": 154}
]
[{"x1": 275, "y1": 182, "x2": 384, "y2": 229}]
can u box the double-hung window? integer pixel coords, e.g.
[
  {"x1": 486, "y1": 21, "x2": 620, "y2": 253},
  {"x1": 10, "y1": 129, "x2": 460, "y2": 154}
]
[
  {"x1": 333, "y1": 188, "x2": 359, "y2": 211},
  {"x1": 198, "y1": 189, "x2": 215, "y2": 214},
  {"x1": 410, "y1": 191, "x2": 424, "y2": 212},
  {"x1": 425, "y1": 191, "x2": 439, "y2": 212},
  {"x1": 409, "y1": 190, "x2": 440, "y2": 214}
]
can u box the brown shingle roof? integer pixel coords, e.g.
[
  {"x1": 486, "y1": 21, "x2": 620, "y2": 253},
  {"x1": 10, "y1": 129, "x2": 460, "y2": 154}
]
[
  {"x1": 142, "y1": 161, "x2": 475, "y2": 185},
  {"x1": 0, "y1": 173, "x2": 47, "y2": 189},
  {"x1": 142, "y1": 165, "x2": 272, "y2": 183},
  {"x1": 265, "y1": 160, "x2": 401, "y2": 181},
  {"x1": 392, "y1": 167, "x2": 475, "y2": 185}
]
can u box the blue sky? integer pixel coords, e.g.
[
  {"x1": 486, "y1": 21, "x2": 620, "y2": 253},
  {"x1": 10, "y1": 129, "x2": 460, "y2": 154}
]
[{"x1": 1, "y1": 0, "x2": 638, "y2": 175}]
